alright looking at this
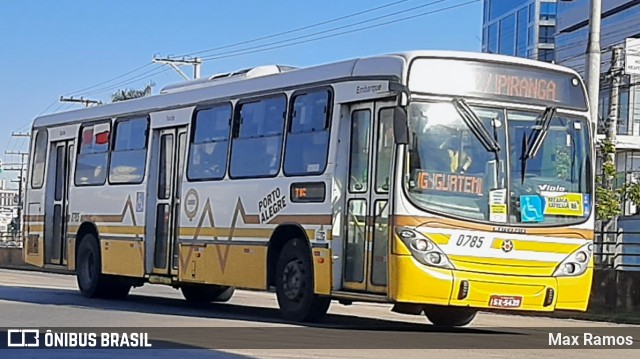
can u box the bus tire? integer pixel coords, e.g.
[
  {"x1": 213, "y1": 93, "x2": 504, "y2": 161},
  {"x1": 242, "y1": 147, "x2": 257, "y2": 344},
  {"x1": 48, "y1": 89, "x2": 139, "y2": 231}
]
[
  {"x1": 275, "y1": 238, "x2": 330, "y2": 322},
  {"x1": 76, "y1": 233, "x2": 108, "y2": 298},
  {"x1": 102, "y1": 277, "x2": 132, "y2": 300},
  {"x1": 181, "y1": 285, "x2": 235, "y2": 303},
  {"x1": 423, "y1": 305, "x2": 477, "y2": 327}
]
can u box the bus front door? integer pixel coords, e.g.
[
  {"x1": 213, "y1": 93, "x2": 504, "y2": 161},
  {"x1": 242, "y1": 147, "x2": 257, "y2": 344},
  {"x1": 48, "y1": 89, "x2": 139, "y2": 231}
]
[
  {"x1": 43, "y1": 140, "x2": 73, "y2": 266},
  {"x1": 342, "y1": 101, "x2": 395, "y2": 294},
  {"x1": 146, "y1": 126, "x2": 187, "y2": 276}
]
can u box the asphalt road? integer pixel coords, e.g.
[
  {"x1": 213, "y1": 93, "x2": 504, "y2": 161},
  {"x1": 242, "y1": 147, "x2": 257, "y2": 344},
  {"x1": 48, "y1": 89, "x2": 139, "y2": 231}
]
[{"x1": 0, "y1": 268, "x2": 638, "y2": 358}]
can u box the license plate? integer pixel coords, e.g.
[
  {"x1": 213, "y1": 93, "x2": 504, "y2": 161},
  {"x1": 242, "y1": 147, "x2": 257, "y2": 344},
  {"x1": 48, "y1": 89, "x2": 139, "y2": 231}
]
[{"x1": 489, "y1": 295, "x2": 522, "y2": 308}]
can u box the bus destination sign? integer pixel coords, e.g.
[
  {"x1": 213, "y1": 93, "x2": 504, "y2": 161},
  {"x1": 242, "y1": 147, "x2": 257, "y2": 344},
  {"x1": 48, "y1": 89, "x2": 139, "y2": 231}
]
[
  {"x1": 482, "y1": 72, "x2": 558, "y2": 103},
  {"x1": 409, "y1": 58, "x2": 587, "y2": 110}
]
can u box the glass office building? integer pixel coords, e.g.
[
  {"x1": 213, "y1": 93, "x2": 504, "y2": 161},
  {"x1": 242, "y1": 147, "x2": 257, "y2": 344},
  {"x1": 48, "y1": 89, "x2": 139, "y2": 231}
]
[
  {"x1": 556, "y1": 0, "x2": 640, "y2": 215},
  {"x1": 482, "y1": 0, "x2": 558, "y2": 62}
]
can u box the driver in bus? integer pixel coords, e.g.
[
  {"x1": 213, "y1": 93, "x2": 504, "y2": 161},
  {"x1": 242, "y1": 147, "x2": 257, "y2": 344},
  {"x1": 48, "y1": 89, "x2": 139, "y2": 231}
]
[{"x1": 439, "y1": 136, "x2": 473, "y2": 174}]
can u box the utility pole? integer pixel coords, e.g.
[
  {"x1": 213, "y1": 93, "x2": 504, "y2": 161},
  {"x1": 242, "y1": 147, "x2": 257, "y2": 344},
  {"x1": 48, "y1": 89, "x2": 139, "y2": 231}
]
[
  {"x1": 152, "y1": 56, "x2": 201, "y2": 80},
  {"x1": 604, "y1": 46, "x2": 625, "y2": 167},
  {"x1": 59, "y1": 96, "x2": 102, "y2": 107},
  {"x1": 5, "y1": 137, "x2": 30, "y2": 240},
  {"x1": 585, "y1": 0, "x2": 602, "y2": 128}
]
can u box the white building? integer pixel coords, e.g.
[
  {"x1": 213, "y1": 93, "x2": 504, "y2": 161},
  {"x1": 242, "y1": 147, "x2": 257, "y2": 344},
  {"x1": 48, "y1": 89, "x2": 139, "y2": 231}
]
[{"x1": 0, "y1": 180, "x2": 18, "y2": 233}]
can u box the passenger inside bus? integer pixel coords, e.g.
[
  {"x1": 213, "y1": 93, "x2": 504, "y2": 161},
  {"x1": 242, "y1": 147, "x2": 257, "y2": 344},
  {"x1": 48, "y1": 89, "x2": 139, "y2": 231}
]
[{"x1": 190, "y1": 141, "x2": 224, "y2": 178}]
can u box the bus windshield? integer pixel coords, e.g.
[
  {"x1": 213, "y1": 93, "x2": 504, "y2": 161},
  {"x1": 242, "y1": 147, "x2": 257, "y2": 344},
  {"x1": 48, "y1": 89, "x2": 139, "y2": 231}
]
[{"x1": 405, "y1": 101, "x2": 592, "y2": 225}]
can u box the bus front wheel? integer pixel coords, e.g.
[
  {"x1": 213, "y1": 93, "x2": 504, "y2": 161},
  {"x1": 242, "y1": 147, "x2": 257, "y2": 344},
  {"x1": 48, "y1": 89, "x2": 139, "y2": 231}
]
[
  {"x1": 275, "y1": 238, "x2": 330, "y2": 322},
  {"x1": 424, "y1": 305, "x2": 477, "y2": 327}
]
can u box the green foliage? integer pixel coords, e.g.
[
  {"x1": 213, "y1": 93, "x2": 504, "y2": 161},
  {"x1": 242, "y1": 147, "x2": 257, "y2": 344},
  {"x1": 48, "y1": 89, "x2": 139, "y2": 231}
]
[
  {"x1": 111, "y1": 84, "x2": 153, "y2": 102},
  {"x1": 555, "y1": 145, "x2": 571, "y2": 180},
  {"x1": 627, "y1": 182, "x2": 640, "y2": 207},
  {"x1": 596, "y1": 137, "x2": 620, "y2": 221}
]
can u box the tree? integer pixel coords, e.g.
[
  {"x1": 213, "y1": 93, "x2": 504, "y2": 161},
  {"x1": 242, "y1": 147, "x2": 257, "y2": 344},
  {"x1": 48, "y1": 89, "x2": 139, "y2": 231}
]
[
  {"x1": 111, "y1": 83, "x2": 154, "y2": 102},
  {"x1": 596, "y1": 138, "x2": 623, "y2": 221}
]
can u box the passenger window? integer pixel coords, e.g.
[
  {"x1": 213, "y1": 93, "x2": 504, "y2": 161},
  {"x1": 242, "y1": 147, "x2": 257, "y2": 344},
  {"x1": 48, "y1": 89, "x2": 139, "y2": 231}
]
[
  {"x1": 230, "y1": 96, "x2": 286, "y2": 178},
  {"x1": 75, "y1": 122, "x2": 110, "y2": 186},
  {"x1": 187, "y1": 104, "x2": 232, "y2": 181},
  {"x1": 349, "y1": 110, "x2": 371, "y2": 192},
  {"x1": 31, "y1": 129, "x2": 48, "y2": 189},
  {"x1": 109, "y1": 117, "x2": 148, "y2": 184},
  {"x1": 375, "y1": 109, "x2": 394, "y2": 192},
  {"x1": 283, "y1": 89, "x2": 331, "y2": 176}
]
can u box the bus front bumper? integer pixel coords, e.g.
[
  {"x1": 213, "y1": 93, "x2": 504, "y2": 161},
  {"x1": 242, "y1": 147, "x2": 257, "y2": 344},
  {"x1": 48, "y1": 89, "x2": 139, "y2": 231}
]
[{"x1": 390, "y1": 256, "x2": 592, "y2": 312}]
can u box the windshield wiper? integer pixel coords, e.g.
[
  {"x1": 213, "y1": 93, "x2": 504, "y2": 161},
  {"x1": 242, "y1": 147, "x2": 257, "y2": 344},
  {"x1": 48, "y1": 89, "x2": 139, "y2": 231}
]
[
  {"x1": 525, "y1": 107, "x2": 556, "y2": 159},
  {"x1": 452, "y1": 98, "x2": 501, "y2": 152},
  {"x1": 519, "y1": 106, "x2": 556, "y2": 184}
]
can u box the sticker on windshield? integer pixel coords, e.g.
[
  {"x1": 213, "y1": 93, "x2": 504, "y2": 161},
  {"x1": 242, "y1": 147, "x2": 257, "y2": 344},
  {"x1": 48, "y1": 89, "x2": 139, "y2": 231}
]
[
  {"x1": 489, "y1": 188, "x2": 507, "y2": 204},
  {"x1": 542, "y1": 193, "x2": 584, "y2": 217},
  {"x1": 520, "y1": 195, "x2": 544, "y2": 222},
  {"x1": 490, "y1": 204, "x2": 507, "y2": 222},
  {"x1": 584, "y1": 194, "x2": 592, "y2": 217}
]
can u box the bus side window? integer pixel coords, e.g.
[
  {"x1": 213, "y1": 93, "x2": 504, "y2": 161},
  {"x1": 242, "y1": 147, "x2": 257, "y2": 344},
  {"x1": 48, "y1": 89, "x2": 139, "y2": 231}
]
[
  {"x1": 31, "y1": 129, "x2": 48, "y2": 189},
  {"x1": 230, "y1": 96, "x2": 286, "y2": 178},
  {"x1": 109, "y1": 117, "x2": 148, "y2": 184},
  {"x1": 187, "y1": 104, "x2": 232, "y2": 181},
  {"x1": 75, "y1": 121, "x2": 110, "y2": 186},
  {"x1": 283, "y1": 89, "x2": 331, "y2": 176}
]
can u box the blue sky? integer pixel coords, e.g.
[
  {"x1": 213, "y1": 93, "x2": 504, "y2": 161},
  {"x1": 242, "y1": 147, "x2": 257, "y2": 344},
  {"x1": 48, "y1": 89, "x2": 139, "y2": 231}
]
[{"x1": 0, "y1": 0, "x2": 482, "y2": 183}]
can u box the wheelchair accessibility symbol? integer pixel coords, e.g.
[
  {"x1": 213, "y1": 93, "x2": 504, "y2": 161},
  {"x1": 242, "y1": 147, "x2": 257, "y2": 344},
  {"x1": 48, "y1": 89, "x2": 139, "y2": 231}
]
[{"x1": 520, "y1": 195, "x2": 544, "y2": 222}]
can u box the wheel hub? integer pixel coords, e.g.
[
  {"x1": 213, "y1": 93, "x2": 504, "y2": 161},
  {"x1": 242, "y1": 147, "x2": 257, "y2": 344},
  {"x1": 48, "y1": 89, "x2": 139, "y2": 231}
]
[{"x1": 282, "y1": 260, "x2": 304, "y2": 301}]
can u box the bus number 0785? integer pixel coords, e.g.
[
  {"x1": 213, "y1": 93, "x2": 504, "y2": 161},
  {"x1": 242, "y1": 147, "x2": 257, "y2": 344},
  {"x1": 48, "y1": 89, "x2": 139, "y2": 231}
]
[{"x1": 455, "y1": 234, "x2": 484, "y2": 248}]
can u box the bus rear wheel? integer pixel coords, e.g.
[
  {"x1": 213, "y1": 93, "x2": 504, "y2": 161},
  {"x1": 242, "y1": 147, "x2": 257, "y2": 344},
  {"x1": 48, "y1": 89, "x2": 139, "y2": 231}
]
[
  {"x1": 76, "y1": 234, "x2": 131, "y2": 299},
  {"x1": 275, "y1": 238, "x2": 330, "y2": 322},
  {"x1": 181, "y1": 285, "x2": 235, "y2": 303},
  {"x1": 423, "y1": 305, "x2": 477, "y2": 327}
]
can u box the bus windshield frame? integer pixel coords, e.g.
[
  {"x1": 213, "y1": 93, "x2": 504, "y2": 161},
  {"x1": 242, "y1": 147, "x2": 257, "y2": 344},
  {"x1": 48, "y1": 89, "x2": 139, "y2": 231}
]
[{"x1": 403, "y1": 99, "x2": 593, "y2": 227}]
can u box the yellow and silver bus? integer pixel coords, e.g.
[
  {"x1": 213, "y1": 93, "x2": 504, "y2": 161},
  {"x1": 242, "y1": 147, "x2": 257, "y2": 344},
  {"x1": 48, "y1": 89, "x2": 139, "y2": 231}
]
[{"x1": 23, "y1": 51, "x2": 594, "y2": 326}]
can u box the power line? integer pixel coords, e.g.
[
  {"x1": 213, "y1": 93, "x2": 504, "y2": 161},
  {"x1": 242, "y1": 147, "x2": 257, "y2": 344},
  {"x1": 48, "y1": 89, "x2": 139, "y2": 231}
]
[
  {"x1": 174, "y1": 0, "x2": 412, "y2": 59},
  {"x1": 59, "y1": 0, "x2": 417, "y2": 104},
  {"x1": 198, "y1": 0, "x2": 454, "y2": 61},
  {"x1": 78, "y1": 66, "x2": 172, "y2": 98},
  {"x1": 200, "y1": 0, "x2": 479, "y2": 62},
  {"x1": 19, "y1": 0, "x2": 472, "y2": 137},
  {"x1": 64, "y1": 62, "x2": 154, "y2": 97}
]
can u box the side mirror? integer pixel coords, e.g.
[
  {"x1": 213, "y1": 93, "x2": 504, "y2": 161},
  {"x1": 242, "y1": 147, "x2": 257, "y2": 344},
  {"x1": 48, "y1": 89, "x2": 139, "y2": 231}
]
[{"x1": 393, "y1": 106, "x2": 409, "y2": 145}]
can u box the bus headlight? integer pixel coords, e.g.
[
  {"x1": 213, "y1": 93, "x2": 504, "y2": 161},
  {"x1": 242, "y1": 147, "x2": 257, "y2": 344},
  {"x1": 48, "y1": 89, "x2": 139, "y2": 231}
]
[
  {"x1": 395, "y1": 227, "x2": 454, "y2": 270},
  {"x1": 553, "y1": 242, "x2": 592, "y2": 277}
]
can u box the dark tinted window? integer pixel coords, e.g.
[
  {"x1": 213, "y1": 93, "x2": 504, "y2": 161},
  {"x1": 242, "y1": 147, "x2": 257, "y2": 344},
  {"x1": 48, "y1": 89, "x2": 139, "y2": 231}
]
[
  {"x1": 230, "y1": 96, "x2": 286, "y2": 178},
  {"x1": 110, "y1": 117, "x2": 148, "y2": 184},
  {"x1": 75, "y1": 122, "x2": 110, "y2": 186},
  {"x1": 283, "y1": 90, "x2": 331, "y2": 176},
  {"x1": 31, "y1": 129, "x2": 48, "y2": 189},
  {"x1": 187, "y1": 104, "x2": 232, "y2": 180}
]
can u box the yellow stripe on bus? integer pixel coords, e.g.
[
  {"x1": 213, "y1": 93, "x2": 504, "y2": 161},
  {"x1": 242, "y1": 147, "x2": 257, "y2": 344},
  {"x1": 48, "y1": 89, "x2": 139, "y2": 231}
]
[
  {"x1": 424, "y1": 233, "x2": 450, "y2": 245},
  {"x1": 491, "y1": 239, "x2": 580, "y2": 254},
  {"x1": 31, "y1": 224, "x2": 325, "y2": 242}
]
